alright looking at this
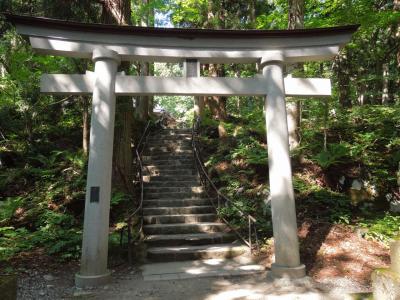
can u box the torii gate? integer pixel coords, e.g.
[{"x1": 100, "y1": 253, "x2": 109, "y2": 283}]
[{"x1": 6, "y1": 14, "x2": 357, "y2": 287}]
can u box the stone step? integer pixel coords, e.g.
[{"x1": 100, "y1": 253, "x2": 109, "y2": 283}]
[
  {"x1": 143, "y1": 206, "x2": 215, "y2": 215},
  {"x1": 144, "y1": 164, "x2": 195, "y2": 172},
  {"x1": 145, "y1": 232, "x2": 236, "y2": 247},
  {"x1": 145, "y1": 170, "x2": 197, "y2": 177},
  {"x1": 147, "y1": 137, "x2": 192, "y2": 143},
  {"x1": 145, "y1": 181, "x2": 200, "y2": 187},
  {"x1": 145, "y1": 175, "x2": 199, "y2": 182},
  {"x1": 142, "y1": 158, "x2": 194, "y2": 165},
  {"x1": 145, "y1": 191, "x2": 206, "y2": 199},
  {"x1": 149, "y1": 131, "x2": 192, "y2": 137},
  {"x1": 146, "y1": 143, "x2": 192, "y2": 149},
  {"x1": 147, "y1": 243, "x2": 248, "y2": 262},
  {"x1": 143, "y1": 213, "x2": 217, "y2": 225},
  {"x1": 142, "y1": 154, "x2": 193, "y2": 161},
  {"x1": 147, "y1": 138, "x2": 192, "y2": 144},
  {"x1": 143, "y1": 198, "x2": 212, "y2": 208},
  {"x1": 150, "y1": 131, "x2": 192, "y2": 136},
  {"x1": 145, "y1": 186, "x2": 204, "y2": 194},
  {"x1": 146, "y1": 143, "x2": 192, "y2": 150},
  {"x1": 143, "y1": 222, "x2": 229, "y2": 235},
  {"x1": 143, "y1": 148, "x2": 193, "y2": 155},
  {"x1": 158, "y1": 129, "x2": 191, "y2": 134}
]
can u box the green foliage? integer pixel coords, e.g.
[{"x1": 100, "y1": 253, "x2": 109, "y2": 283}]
[
  {"x1": 0, "y1": 197, "x2": 24, "y2": 222},
  {"x1": 0, "y1": 227, "x2": 32, "y2": 261},
  {"x1": 313, "y1": 143, "x2": 350, "y2": 169},
  {"x1": 0, "y1": 212, "x2": 82, "y2": 261},
  {"x1": 0, "y1": 150, "x2": 87, "y2": 261},
  {"x1": 230, "y1": 137, "x2": 267, "y2": 166},
  {"x1": 32, "y1": 211, "x2": 82, "y2": 259},
  {"x1": 111, "y1": 191, "x2": 125, "y2": 206},
  {"x1": 359, "y1": 213, "x2": 400, "y2": 244}
]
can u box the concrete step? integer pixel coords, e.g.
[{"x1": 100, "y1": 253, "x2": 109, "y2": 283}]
[
  {"x1": 143, "y1": 148, "x2": 193, "y2": 155},
  {"x1": 143, "y1": 206, "x2": 215, "y2": 216},
  {"x1": 146, "y1": 144, "x2": 192, "y2": 150},
  {"x1": 145, "y1": 186, "x2": 204, "y2": 194},
  {"x1": 157, "y1": 129, "x2": 191, "y2": 134},
  {"x1": 145, "y1": 175, "x2": 199, "y2": 182},
  {"x1": 147, "y1": 139, "x2": 192, "y2": 145},
  {"x1": 144, "y1": 164, "x2": 195, "y2": 172},
  {"x1": 150, "y1": 131, "x2": 192, "y2": 136},
  {"x1": 147, "y1": 137, "x2": 192, "y2": 143},
  {"x1": 144, "y1": 169, "x2": 197, "y2": 177},
  {"x1": 145, "y1": 181, "x2": 200, "y2": 187},
  {"x1": 143, "y1": 213, "x2": 217, "y2": 225},
  {"x1": 143, "y1": 222, "x2": 229, "y2": 235},
  {"x1": 145, "y1": 232, "x2": 236, "y2": 247},
  {"x1": 142, "y1": 158, "x2": 194, "y2": 166},
  {"x1": 145, "y1": 191, "x2": 206, "y2": 199},
  {"x1": 143, "y1": 198, "x2": 212, "y2": 208},
  {"x1": 150, "y1": 131, "x2": 191, "y2": 136},
  {"x1": 142, "y1": 154, "x2": 193, "y2": 161},
  {"x1": 147, "y1": 243, "x2": 248, "y2": 262}
]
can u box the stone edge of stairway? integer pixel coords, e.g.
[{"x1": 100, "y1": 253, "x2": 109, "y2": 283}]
[{"x1": 141, "y1": 258, "x2": 266, "y2": 281}]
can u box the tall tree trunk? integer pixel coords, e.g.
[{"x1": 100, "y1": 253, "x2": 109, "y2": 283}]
[
  {"x1": 80, "y1": 96, "x2": 90, "y2": 156},
  {"x1": 135, "y1": 0, "x2": 153, "y2": 121},
  {"x1": 394, "y1": 0, "x2": 400, "y2": 103},
  {"x1": 382, "y1": 63, "x2": 390, "y2": 104},
  {"x1": 357, "y1": 84, "x2": 367, "y2": 105},
  {"x1": 205, "y1": 64, "x2": 228, "y2": 137},
  {"x1": 248, "y1": 0, "x2": 256, "y2": 27},
  {"x1": 286, "y1": 0, "x2": 304, "y2": 150},
  {"x1": 336, "y1": 51, "x2": 352, "y2": 108},
  {"x1": 136, "y1": 62, "x2": 150, "y2": 121},
  {"x1": 100, "y1": 0, "x2": 131, "y2": 25},
  {"x1": 288, "y1": 0, "x2": 304, "y2": 30},
  {"x1": 202, "y1": 1, "x2": 228, "y2": 137},
  {"x1": 99, "y1": 0, "x2": 135, "y2": 193},
  {"x1": 209, "y1": 63, "x2": 228, "y2": 121}
]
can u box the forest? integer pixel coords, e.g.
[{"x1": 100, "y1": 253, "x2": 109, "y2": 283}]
[{"x1": 0, "y1": 0, "x2": 399, "y2": 297}]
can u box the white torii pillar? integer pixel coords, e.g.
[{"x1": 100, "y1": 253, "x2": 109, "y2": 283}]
[
  {"x1": 261, "y1": 53, "x2": 306, "y2": 278},
  {"x1": 75, "y1": 47, "x2": 120, "y2": 288}
]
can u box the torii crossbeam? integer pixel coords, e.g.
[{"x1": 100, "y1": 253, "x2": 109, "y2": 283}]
[{"x1": 5, "y1": 14, "x2": 358, "y2": 288}]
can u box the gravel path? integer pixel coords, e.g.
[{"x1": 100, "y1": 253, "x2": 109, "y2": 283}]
[{"x1": 15, "y1": 263, "x2": 371, "y2": 300}]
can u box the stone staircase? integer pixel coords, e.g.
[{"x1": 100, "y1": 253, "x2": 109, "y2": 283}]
[{"x1": 142, "y1": 128, "x2": 247, "y2": 262}]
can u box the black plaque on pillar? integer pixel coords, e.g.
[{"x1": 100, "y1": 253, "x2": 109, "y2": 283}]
[{"x1": 90, "y1": 186, "x2": 100, "y2": 203}]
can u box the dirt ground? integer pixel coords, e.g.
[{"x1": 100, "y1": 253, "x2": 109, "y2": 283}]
[{"x1": 5, "y1": 224, "x2": 390, "y2": 299}]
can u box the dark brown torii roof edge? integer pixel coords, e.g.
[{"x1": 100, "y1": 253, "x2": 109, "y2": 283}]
[{"x1": 3, "y1": 13, "x2": 359, "y2": 39}]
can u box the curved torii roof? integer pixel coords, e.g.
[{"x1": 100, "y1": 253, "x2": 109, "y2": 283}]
[{"x1": 4, "y1": 14, "x2": 358, "y2": 63}]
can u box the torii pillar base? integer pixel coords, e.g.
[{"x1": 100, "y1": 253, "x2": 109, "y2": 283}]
[{"x1": 75, "y1": 272, "x2": 111, "y2": 288}]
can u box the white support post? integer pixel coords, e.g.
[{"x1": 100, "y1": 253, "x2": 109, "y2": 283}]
[
  {"x1": 184, "y1": 59, "x2": 203, "y2": 118},
  {"x1": 261, "y1": 54, "x2": 306, "y2": 278},
  {"x1": 75, "y1": 48, "x2": 120, "y2": 287}
]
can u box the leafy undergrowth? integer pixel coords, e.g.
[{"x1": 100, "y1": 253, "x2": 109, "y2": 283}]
[
  {"x1": 199, "y1": 104, "x2": 400, "y2": 249},
  {"x1": 0, "y1": 145, "x2": 133, "y2": 263}
]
